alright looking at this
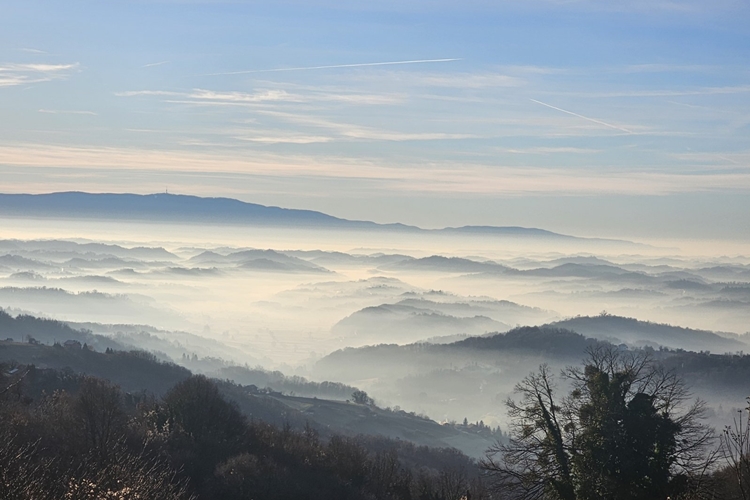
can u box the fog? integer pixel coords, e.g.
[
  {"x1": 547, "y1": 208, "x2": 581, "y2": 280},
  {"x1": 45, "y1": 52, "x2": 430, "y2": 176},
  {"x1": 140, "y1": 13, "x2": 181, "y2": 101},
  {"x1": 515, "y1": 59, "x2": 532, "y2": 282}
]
[{"x1": 1, "y1": 216, "x2": 749, "y2": 441}]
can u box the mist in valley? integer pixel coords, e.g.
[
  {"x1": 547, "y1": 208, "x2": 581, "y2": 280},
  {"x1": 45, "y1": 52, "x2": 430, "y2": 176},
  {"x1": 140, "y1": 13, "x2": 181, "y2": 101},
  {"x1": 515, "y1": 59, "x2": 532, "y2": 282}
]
[{"x1": 1, "y1": 215, "x2": 749, "y2": 456}]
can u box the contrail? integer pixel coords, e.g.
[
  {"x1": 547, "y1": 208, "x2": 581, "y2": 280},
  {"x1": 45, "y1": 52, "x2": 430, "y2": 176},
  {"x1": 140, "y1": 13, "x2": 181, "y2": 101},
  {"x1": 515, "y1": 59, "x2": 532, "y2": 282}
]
[
  {"x1": 203, "y1": 58, "x2": 462, "y2": 76},
  {"x1": 529, "y1": 98, "x2": 633, "y2": 134}
]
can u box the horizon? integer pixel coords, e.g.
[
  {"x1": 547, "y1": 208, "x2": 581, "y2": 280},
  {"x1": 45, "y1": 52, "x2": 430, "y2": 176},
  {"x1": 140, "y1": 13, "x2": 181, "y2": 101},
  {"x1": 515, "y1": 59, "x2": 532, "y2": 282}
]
[{"x1": 2, "y1": 190, "x2": 750, "y2": 255}]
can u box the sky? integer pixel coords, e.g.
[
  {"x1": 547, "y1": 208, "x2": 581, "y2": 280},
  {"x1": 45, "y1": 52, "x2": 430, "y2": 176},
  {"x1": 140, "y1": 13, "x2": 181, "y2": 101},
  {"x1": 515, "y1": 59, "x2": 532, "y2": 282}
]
[{"x1": 1, "y1": 0, "x2": 749, "y2": 240}]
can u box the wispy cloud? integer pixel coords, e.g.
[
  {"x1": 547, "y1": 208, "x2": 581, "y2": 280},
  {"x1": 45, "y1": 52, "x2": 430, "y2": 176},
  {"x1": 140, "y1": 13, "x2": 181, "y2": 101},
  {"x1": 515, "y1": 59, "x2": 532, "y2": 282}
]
[
  {"x1": 0, "y1": 62, "x2": 79, "y2": 87},
  {"x1": 18, "y1": 48, "x2": 48, "y2": 54},
  {"x1": 115, "y1": 90, "x2": 183, "y2": 97},
  {"x1": 614, "y1": 63, "x2": 716, "y2": 74},
  {"x1": 118, "y1": 87, "x2": 403, "y2": 106},
  {"x1": 203, "y1": 58, "x2": 462, "y2": 76},
  {"x1": 38, "y1": 109, "x2": 97, "y2": 115},
  {"x1": 142, "y1": 60, "x2": 170, "y2": 68},
  {"x1": 381, "y1": 71, "x2": 523, "y2": 89},
  {"x1": 233, "y1": 131, "x2": 334, "y2": 144},
  {"x1": 556, "y1": 85, "x2": 750, "y2": 98},
  {"x1": 0, "y1": 143, "x2": 748, "y2": 196},
  {"x1": 258, "y1": 110, "x2": 475, "y2": 142},
  {"x1": 189, "y1": 88, "x2": 302, "y2": 103},
  {"x1": 529, "y1": 98, "x2": 634, "y2": 134},
  {"x1": 496, "y1": 146, "x2": 602, "y2": 155}
]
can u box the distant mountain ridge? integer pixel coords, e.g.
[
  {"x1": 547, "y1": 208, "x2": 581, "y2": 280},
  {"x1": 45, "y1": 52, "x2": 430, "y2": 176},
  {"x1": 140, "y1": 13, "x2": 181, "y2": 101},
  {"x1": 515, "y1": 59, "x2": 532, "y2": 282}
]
[{"x1": 0, "y1": 192, "x2": 625, "y2": 242}]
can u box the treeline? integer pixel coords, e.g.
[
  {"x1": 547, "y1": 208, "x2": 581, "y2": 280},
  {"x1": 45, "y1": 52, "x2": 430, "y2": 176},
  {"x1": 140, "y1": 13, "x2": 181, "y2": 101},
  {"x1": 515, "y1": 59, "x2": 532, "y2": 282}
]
[
  {"x1": 213, "y1": 364, "x2": 359, "y2": 400},
  {"x1": 0, "y1": 342, "x2": 191, "y2": 395},
  {"x1": 0, "y1": 308, "x2": 123, "y2": 351},
  {"x1": 0, "y1": 365, "x2": 487, "y2": 500}
]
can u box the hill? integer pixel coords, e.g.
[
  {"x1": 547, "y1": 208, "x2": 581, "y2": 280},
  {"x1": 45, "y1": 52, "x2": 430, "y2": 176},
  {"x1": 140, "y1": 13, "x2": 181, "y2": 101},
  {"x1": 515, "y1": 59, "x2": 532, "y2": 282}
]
[
  {"x1": 0, "y1": 338, "x2": 496, "y2": 457},
  {"x1": 0, "y1": 192, "x2": 630, "y2": 243},
  {"x1": 549, "y1": 315, "x2": 748, "y2": 353}
]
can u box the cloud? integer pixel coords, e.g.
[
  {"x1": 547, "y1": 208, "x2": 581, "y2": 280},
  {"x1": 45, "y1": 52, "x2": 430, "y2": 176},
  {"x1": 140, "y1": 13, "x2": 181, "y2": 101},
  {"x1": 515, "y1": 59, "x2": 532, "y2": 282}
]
[
  {"x1": 614, "y1": 64, "x2": 717, "y2": 74},
  {"x1": 257, "y1": 110, "x2": 475, "y2": 142},
  {"x1": 383, "y1": 71, "x2": 524, "y2": 89},
  {"x1": 188, "y1": 88, "x2": 302, "y2": 103},
  {"x1": 495, "y1": 146, "x2": 602, "y2": 155},
  {"x1": 118, "y1": 86, "x2": 404, "y2": 107},
  {"x1": 556, "y1": 86, "x2": 750, "y2": 99},
  {"x1": 203, "y1": 58, "x2": 462, "y2": 76},
  {"x1": 18, "y1": 48, "x2": 48, "y2": 54},
  {"x1": 142, "y1": 60, "x2": 170, "y2": 68},
  {"x1": 38, "y1": 109, "x2": 97, "y2": 115},
  {"x1": 232, "y1": 132, "x2": 334, "y2": 144},
  {"x1": 1, "y1": 143, "x2": 749, "y2": 197},
  {"x1": 0, "y1": 62, "x2": 79, "y2": 87},
  {"x1": 114, "y1": 90, "x2": 183, "y2": 97}
]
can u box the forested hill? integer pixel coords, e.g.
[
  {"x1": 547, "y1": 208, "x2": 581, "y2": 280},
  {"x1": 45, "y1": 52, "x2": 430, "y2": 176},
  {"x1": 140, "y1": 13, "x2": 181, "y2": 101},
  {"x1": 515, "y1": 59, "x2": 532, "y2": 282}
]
[
  {"x1": 0, "y1": 339, "x2": 496, "y2": 457},
  {"x1": 0, "y1": 364, "x2": 485, "y2": 499},
  {"x1": 0, "y1": 309, "x2": 124, "y2": 351},
  {"x1": 549, "y1": 314, "x2": 748, "y2": 353},
  {"x1": 315, "y1": 325, "x2": 750, "y2": 399}
]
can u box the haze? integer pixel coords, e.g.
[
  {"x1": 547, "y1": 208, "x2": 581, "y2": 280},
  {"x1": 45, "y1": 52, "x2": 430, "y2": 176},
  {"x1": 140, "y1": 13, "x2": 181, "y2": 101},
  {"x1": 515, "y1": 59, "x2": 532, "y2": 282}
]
[{"x1": 2, "y1": 0, "x2": 750, "y2": 467}]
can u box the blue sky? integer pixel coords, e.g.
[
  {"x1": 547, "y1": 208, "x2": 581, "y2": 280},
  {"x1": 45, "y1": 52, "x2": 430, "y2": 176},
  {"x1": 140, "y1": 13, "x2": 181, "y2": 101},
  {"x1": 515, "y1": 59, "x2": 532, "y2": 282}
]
[{"x1": 1, "y1": 0, "x2": 749, "y2": 239}]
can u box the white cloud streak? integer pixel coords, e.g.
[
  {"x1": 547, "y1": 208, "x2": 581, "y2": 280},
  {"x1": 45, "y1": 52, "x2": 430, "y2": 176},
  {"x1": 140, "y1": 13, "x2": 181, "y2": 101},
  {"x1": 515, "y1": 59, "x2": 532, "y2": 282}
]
[
  {"x1": 257, "y1": 110, "x2": 475, "y2": 141},
  {"x1": 0, "y1": 62, "x2": 79, "y2": 87},
  {"x1": 18, "y1": 48, "x2": 48, "y2": 54},
  {"x1": 142, "y1": 60, "x2": 170, "y2": 68},
  {"x1": 0, "y1": 143, "x2": 748, "y2": 196},
  {"x1": 203, "y1": 58, "x2": 462, "y2": 76},
  {"x1": 118, "y1": 87, "x2": 404, "y2": 106},
  {"x1": 115, "y1": 90, "x2": 183, "y2": 97},
  {"x1": 38, "y1": 109, "x2": 97, "y2": 115}
]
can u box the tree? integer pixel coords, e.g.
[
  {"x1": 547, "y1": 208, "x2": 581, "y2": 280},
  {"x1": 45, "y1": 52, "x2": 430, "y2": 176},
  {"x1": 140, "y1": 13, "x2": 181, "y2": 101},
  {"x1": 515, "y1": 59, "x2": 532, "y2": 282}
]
[
  {"x1": 482, "y1": 346, "x2": 715, "y2": 500},
  {"x1": 75, "y1": 376, "x2": 126, "y2": 458},
  {"x1": 351, "y1": 390, "x2": 373, "y2": 406},
  {"x1": 718, "y1": 398, "x2": 750, "y2": 500}
]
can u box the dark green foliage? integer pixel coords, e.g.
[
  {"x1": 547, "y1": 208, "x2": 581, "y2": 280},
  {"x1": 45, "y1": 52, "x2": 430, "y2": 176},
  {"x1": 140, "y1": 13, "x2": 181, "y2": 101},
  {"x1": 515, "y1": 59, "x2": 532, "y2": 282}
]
[
  {"x1": 483, "y1": 346, "x2": 716, "y2": 500},
  {"x1": 572, "y1": 367, "x2": 680, "y2": 500}
]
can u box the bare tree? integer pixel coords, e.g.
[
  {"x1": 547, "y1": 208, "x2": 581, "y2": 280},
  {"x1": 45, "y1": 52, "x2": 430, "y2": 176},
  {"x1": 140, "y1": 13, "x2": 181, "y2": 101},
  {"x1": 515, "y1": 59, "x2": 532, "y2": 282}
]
[
  {"x1": 719, "y1": 399, "x2": 750, "y2": 500},
  {"x1": 74, "y1": 376, "x2": 126, "y2": 458}
]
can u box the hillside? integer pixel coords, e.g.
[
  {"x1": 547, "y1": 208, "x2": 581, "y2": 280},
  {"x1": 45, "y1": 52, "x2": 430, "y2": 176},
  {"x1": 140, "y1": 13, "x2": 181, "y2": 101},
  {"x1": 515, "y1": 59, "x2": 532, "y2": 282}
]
[
  {"x1": 0, "y1": 339, "x2": 495, "y2": 457},
  {"x1": 549, "y1": 315, "x2": 748, "y2": 353}
]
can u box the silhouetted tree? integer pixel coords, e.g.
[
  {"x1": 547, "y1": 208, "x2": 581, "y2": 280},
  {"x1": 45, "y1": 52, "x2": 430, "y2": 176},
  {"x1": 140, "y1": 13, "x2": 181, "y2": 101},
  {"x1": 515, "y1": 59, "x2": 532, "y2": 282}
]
[
  {"x1": 75, "y1": 376, "x2": 126, "y2": 458},
  {"x1": 482, "y1": 346, "x2": 715, "y2": 500},
  {"x1": 718, "y1": 398, "x2": 750, "y2": 500},
  {"x1": 351, "y1": 389, "x2": 373, "y2": 405}
]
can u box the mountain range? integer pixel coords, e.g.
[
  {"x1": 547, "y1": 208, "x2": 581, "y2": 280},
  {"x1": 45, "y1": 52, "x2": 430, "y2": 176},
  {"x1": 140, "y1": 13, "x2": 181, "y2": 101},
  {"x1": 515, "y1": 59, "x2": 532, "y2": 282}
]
[{"x1": 0, "y1": 192, "x2": 629, "y2": 243}]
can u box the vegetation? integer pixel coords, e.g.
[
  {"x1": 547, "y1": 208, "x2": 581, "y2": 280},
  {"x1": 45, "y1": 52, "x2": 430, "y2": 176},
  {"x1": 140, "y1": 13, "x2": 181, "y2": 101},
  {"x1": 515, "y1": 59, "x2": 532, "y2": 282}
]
[
  {"x1": 0, "y1": 365, "x2": 486, "y2": 499},
  {"x1": 481, "y1": 345, "x2": 750, "y2": 499},
  {"x1": 4, "y1": 310, "x2": 750, "y2": 499}
]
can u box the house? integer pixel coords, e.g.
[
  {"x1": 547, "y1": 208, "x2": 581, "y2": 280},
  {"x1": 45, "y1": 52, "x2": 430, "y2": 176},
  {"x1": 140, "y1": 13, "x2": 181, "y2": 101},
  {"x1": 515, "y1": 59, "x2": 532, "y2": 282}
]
[
  {"x1": 6, "y1": 368, "x2": 19, "y2": 375},
  {"x1": 63, "y1": 339, "x2": 82, "y2": 350}
]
